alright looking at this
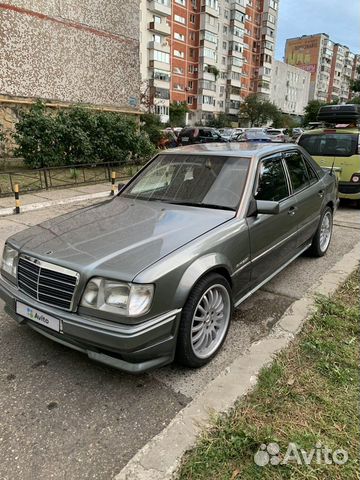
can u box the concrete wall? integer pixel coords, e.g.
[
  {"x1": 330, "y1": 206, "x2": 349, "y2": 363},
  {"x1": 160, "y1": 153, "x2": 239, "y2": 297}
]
[
  {"x1": 270, "y1": 61, "x2": 311, "y2": 116},
  {"x1": 0, "y1": 1, "x2": 141, "y2": 109}
]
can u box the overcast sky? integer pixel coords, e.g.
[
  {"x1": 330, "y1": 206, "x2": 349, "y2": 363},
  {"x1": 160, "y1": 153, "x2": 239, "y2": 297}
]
[{"x1": 275, "y1": 0, "x2": 360, "y2": 60}]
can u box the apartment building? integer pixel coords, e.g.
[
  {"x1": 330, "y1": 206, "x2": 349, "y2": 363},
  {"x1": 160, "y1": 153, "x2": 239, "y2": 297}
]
[
  {"x1": 140, "y1": 0, "x2": 280, "y2": 124},
  {"x1": 1, "y1": 0, "x2": 140, "y2": 110},
  {"x1": 285, "y1": 33, "x2": 359, "y2": 103},
  {"x1": 270, "y1": 60, "x2": 310, "y2": 116}
]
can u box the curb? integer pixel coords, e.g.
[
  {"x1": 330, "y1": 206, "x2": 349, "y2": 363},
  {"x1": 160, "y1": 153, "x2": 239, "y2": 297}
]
[
  {"x1": 114, "y1": 242, "x2": 360, "y2": 480},
  {"x1": 0, "y1": 190, "x2": 110, "y2": 217}
]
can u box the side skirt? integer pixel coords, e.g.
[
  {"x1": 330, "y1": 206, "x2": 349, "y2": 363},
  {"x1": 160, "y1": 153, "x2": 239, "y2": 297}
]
[{"x1": 234, "y1": 243, "x2": 311, "y2": 309}]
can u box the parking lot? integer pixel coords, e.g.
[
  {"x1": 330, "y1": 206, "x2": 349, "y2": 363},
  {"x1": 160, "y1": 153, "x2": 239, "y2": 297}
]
[{"x1": 0, "y1": 200, "x2": 359, "y2": 480}]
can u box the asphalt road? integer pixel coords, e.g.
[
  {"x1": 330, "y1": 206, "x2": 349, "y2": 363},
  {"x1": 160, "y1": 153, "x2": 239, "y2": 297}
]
[{"x1": 0, "y1": 199, "x2": 359, "y2": 480}]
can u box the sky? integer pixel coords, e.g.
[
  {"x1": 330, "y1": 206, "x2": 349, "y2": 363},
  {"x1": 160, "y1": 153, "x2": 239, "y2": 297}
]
[{"x1": 275, "y1": 0, "x2": 360, "y2": 60}]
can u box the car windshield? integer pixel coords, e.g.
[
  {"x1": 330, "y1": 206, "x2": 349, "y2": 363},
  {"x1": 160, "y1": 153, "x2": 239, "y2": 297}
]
[
  {"x1": 267, "y1": 130, "x2": 281, "y2": 136},
  {"x1": 121, "y1": 154, "x2": 250, "y2": 210},
  {"x1": 299, "y1": 133, "x2": 359, "y2": 157}
]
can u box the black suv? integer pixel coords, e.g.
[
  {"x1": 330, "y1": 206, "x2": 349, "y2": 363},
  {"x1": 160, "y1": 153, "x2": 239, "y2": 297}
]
[{"x1": 177, "y1": 127, "x2": 228, "y2": 146}]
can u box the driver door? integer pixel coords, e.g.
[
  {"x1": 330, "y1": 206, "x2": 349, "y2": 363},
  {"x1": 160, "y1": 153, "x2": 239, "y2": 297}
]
[{"x1": 246, "y1": 154, "x2": 298, "y2": 287}]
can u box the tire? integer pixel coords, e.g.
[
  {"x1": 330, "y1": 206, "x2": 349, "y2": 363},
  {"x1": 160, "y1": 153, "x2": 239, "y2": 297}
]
[
  {"x1": 355, "y1": 199, "x2": 360, "y2": 209},
  {"x1": 176, "y1": 273, "x2": 233, "y2": 368},
  {"x1": 308, "y1": 206, "x2": 333, "y2": 257}
]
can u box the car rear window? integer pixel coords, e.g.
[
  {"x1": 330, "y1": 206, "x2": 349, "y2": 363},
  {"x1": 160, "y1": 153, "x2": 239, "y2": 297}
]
[{"x1": 299, "y1": 133, "x2": 359, "y2": 157}]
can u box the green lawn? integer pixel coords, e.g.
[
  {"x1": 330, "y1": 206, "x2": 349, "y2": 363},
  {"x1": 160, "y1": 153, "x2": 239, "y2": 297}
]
[{"x1": 179, "y1": 270, "x2": 359, "y2": 480}]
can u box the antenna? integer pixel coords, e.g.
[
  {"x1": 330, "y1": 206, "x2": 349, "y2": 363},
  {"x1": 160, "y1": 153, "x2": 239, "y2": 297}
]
[{"x1": 329, "y1": 158, "x2": 335, "y2": 176}]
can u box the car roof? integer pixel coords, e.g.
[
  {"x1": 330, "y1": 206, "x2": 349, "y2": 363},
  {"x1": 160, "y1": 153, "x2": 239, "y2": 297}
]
[
  {"x1": 159, "y1": 142, "x2": 299, "y2": 158},
  {"x1": 302, "y1": 127, "x2": 359, "y2": 135}
]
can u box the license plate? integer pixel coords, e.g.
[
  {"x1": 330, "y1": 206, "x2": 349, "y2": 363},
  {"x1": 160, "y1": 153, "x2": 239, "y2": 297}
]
[
  {"x1": 16, "y1": 302, "x2": 60, "y2": 333},
  {"x1": 182, "y1": 137, "x2": 189, "y2": 142}
]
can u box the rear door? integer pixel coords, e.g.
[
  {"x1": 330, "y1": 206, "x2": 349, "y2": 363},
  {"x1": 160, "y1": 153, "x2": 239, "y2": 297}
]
[
  {"x1": 247, "y1": 153, "x2": 298, "y2": 286},
  {"x1": 283, "y1": 150, "x2": 323, "y2": 247}
]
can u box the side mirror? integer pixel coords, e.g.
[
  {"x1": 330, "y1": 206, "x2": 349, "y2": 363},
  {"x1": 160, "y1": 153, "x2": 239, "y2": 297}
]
[{"x1": 256, "y1": 200, "x2": 280, "y2": 215}]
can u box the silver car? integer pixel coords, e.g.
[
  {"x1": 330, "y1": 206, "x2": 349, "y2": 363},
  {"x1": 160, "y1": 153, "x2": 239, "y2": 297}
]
[{"x1": 0, "y1": 144, "x2": 337, "y2": 373}]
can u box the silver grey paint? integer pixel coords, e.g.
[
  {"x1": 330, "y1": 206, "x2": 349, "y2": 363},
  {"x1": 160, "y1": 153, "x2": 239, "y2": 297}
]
[{"x1": 0, "y1": 143, "x2": 337, "y2": 373}]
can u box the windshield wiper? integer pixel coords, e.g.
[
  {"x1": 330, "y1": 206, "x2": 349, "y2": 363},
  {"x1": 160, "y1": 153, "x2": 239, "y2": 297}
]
[{"x1": 167, "y1": 201, "x2": 236, "y2": 211}]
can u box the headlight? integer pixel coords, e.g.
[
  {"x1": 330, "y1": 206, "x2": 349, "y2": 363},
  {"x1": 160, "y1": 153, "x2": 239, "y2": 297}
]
[
  {"x1": 81, "y1": 278, "x2": 154, "y2": 317},
  {"x1": 1, "y1": 245, "x2": 18, "y2": 281}
]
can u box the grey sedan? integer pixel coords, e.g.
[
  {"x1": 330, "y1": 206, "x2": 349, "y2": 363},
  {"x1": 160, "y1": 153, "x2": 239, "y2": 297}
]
[{"x1": 0, "y1": 144, "x2": 337, "y2": 373}]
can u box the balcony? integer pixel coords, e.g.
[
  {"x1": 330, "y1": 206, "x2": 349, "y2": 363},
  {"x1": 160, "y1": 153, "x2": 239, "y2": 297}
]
[
  {"x1": 148, "y1": 20, "x2": 170, "y2": 35},
  {"x1": 149, "y1": 78, "x2": 170, "y2": 90},
  {"x1": 149, "y1": 59, "x2": 171, "y2": 71},
  {"x1": 230, "y1": 0, "x2": 246, "y2": 13},
  {"x1": 199, "y1": 102, "x2": 217, "y2": 112},
  {"x1": 200, "y1": 18, "x2": 218, "y2": 34},
  {"x1": 147, "y1": 0, "x2": 171, "y2": 16},
  {"x1": 148, "y1": 40, "x2": 170, "y2": 53},
  {"x1": 227, "y1": 77, "x2": 241, "y2": 88},
  {"x1": 200, "y1": 4, "x2": 220, "y2": 17}
]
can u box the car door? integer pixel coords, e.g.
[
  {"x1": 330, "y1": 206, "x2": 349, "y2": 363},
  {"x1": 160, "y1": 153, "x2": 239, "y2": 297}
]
[
  {"x1": 246, "y1": 153, "x2": 298, "y2": 287},
  {"x1": 283, "y1": 150, "x2": 323, "y2": 248}
]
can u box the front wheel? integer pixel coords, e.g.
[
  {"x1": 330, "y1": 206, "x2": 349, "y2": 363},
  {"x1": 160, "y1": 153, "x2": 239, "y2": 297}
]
[
  {"x1": 176, "y1": 273, "x2": 232, "y2": 368},
  {"x1": 308, "y1": 206, "x2": 333, "y2": 257}
]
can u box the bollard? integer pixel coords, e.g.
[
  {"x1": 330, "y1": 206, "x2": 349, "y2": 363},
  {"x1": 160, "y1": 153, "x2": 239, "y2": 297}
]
[
  {"x1": 111, "y1": 171, "x2": 116, "y2": 196},
  {"x1": 14, "y1": 183, "x2": 20, "y2": 214}
]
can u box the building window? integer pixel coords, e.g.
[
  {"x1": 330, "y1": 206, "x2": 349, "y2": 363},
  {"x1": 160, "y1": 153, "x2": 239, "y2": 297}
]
[
  {"x1": 189, "y1": 14, "x2": 196, "y2": 22},
  {"x1": 188, "y1": 64, "x2": 194, "y2": 73},
  {"x1": 223, "y1": 25, "x2": 228, "y2": 34},
  {"x1": 174, "y1": 14, "x2": 186, "y2": 24},
  {"x1": 204, "y1": 30, "x2": 217, "y2": 43},
  {"x1": 173, "y1": 66, "x2": 184, "y2": 74},
  {"x1": 175, "y1": 0, "x2": 186, "y2": 5},
  {"x1": 188, "y1": 80, "x2": 193, "y2": 89},
  {"x1": 153, "y1": 69, "x2": 171, "y2": 82},
  {"x1": 174, "y1": 49, "x2": 185, "y2": 58},
  {"x1": 154, "y1": 50, "x2": 170, "y2": 63},
  {"x1": 174, "y1": 32, "x2": 185, "y2": 41},
  {"x1": 153, "y1": 15, "x2": 161, "y2": 23},
  {"x1": 153, "y1": 34, "x2": 162, "y2": 43},
  {"x1": 189, "y1": 48, "x2": 195, "y2": 57}
]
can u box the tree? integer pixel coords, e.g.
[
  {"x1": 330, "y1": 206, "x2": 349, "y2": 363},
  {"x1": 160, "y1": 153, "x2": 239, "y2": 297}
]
[
  {"x1": 140, "y1": 113, "x2": 163, "y2": 146},
  {"x1": 13, "y1": 101, "x2": 156, "y2": 168},
  {"x1": 239, "y1": 94, "x2": 282, "y2": 127},
  {"x1": 303, "y1": 100, "x2": 326, "y2": 126},
  {"x1": 347, "y1": 96, "x2": 360, "y2": 104},
  {"x1": 169, "y1": 102, "x2": 189, "y2": 127},
  {"x1": 349, "y1": 66, "x2": 360, "y2": 94},
  {"x1": 206, "y1": 112, "x2": 233, "y2": 128}
]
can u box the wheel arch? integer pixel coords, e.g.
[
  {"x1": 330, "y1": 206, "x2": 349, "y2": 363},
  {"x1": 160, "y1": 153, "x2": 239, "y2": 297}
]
[{"x1": 173, "y1": 253, "x2": 233, "y2": 308}]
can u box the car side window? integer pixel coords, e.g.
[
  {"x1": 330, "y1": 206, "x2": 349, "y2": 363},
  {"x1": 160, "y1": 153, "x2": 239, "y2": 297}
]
[
  {"x1": 284, "y1": 152, "x2": 310, "y2": 192},
  {"x1": 302, "y1": 156, "x2": 318, "y2": 185},
  {"x1": 255, "y1": 157, "x2": 289, "y2": 202}
]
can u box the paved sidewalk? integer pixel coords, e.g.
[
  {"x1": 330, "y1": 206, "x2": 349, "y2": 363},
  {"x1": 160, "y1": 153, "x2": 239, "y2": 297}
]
[{"x1": 0, "y1": 182, "x2": 115, "y2": 216}]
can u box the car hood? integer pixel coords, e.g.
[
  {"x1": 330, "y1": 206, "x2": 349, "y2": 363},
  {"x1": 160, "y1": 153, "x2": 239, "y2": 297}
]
[{"x1": 9, "y1": 197, "x2": 235, "y2": 281}]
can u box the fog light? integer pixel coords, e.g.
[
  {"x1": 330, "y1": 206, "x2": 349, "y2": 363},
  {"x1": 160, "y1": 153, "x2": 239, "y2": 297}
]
[{"x1": 351, "y1": 174, "x2": 360, "y2": 183}]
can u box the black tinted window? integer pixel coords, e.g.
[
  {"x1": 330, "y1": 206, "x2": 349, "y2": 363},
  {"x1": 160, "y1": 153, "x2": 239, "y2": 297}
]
[
  {"x1": 285, "y1": 153, "x2": 309, "y2": 192},
  {"x1": 299, "y1": 133, "x2": 358, "y2": 157},
  {"x1": 255, "y1": 157, "x2": 289, "y2": 202},
  {"x1": 303, "y1": 156, "x2": 318, "y2": 184}
]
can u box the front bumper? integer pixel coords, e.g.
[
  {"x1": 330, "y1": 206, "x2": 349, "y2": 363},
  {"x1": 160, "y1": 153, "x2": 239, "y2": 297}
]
[{"x1": 0, "y1": 276, "x2": 181, "y2": 373}]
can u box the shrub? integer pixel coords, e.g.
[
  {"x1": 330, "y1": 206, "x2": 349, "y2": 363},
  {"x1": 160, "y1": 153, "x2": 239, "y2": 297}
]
[{"x1": 13, "y1": 101, "x2": 156, "y2": 168}]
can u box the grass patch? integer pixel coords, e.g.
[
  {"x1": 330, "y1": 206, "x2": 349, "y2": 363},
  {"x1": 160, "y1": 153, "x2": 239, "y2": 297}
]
[{"x1": 179, "y1": 270, "x2": 359, "y2": 480}]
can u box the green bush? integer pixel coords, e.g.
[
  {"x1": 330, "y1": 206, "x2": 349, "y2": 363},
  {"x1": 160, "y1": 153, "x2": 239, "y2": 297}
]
[{"x1": 13, "y1": 101, "x2": 156, "y2": 168}]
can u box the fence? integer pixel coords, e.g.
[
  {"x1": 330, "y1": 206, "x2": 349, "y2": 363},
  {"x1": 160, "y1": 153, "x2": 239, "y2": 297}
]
[{"x1": 0, "y1": 161, "x2": 144, "y2": 197}]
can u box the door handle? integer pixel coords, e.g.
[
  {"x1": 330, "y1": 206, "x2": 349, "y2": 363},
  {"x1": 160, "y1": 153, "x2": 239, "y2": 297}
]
[
  {"x1": 318, "y1": 190, "x2": 324, "y2": 198},
  {"x1": 288, "y1": 206, "x2": 297, "y2": 216}
]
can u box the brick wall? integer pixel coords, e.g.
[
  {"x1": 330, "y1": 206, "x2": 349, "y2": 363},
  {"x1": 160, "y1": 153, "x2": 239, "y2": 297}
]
[{"x1": 0, "y1": 1, "x2": 140, "y2": 109}]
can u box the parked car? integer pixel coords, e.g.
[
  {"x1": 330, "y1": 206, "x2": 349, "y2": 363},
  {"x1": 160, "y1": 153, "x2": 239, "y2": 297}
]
[
  {"x1": 217, "y1": 128, "x2": 235, "y2": 141},
  {"x1": 292, "y1": 127, "x2": 304, "y2": 140},
  {"x1": 0, "y1": 143, "x2": 337, "y2": 373},
  {"x1": 177, "y1": 127, "x2": 227, "y2": 145},
  {"x1": 233, "y1": 131, "x2": 273, "y2": 143},
  {"x1": 266, "y1": 128, "x2": 289, "y2": 143},
  {"x1": 298, "y1": 104, "x2": 360, "y2": 207}
]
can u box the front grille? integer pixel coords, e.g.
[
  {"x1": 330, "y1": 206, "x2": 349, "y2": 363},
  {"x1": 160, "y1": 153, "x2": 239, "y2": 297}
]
[
  {"x1": 338, "y1": 182, "x2": 360, "y2": 195},
  {"x1": 17, "y1": 256, "x2": 79, "y2": 311}
]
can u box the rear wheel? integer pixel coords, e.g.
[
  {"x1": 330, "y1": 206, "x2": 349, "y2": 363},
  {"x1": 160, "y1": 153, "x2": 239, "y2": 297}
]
[
  {"x1": 176, "y1": 273, "x2": 232, "y2": 368},
  {"x1": 308, "y1": 206, "x2": 333, "y2": 257}
]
